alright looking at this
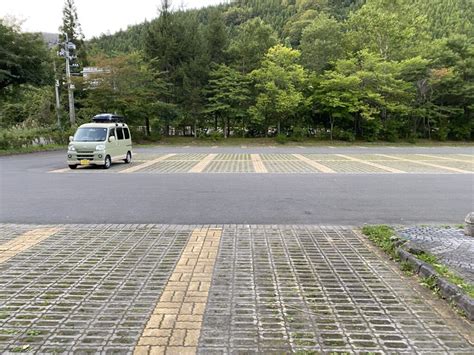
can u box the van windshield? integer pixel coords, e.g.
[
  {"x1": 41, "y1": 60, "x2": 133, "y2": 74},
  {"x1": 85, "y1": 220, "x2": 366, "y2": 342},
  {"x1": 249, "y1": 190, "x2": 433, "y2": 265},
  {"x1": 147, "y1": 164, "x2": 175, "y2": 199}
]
[{"x1": 73, "y1": 127, "x2": 108, "y2": 142}]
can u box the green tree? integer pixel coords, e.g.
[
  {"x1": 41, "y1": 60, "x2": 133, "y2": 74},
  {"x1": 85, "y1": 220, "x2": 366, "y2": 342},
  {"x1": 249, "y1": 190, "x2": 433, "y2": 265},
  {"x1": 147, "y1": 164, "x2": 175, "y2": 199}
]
[
  {"x1": 299, "y1": 13, "x2": 345, "y2": 73},
  {"x1": 0, "y1": 21, "x2": 52, "y2": 92},
  {"x1": 250, "y1": 45, "x2": 308, "y2": 135},
  {"x1": 205, "y1": 64, "x2": 251, "y2": 137},
  {"x1": 347, "y1": 0, "x2": 430, "y2": 61},
  {"x1": 59, "y1": 0, "x2": 88, "y2": 69},
  {"x1": 228, "y1": 17, "x2": 278, "y2": 73}
]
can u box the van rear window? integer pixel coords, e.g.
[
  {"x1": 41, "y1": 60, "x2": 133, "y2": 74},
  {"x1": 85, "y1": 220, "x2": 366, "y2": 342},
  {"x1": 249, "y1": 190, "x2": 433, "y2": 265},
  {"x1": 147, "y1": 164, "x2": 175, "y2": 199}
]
[
  {"x1": 124, "y1": 128, "x2": 130, "y2": 139},
  {"x1": 117, "y1": 127, "x2": 124, "y2": 140}
]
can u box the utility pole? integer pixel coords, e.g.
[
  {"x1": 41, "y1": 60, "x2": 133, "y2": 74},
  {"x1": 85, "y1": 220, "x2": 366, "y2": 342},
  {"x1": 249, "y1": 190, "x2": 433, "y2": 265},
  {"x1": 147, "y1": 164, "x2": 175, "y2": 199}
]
[
  {"x1": 53, "y1": 60, "x2": 62, "y2": 130},
  {"x1": 64, "y1": 34, "x2": 76, "y2": 125}
]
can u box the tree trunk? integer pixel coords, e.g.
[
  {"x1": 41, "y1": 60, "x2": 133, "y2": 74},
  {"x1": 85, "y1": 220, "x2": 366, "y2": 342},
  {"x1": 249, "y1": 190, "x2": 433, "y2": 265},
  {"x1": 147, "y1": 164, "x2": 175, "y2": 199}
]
[
  {"x1": 214, "y1": 115, "x2": 218, "y2": 131},
  {"x1": 227, "y1": 117, "x2": 230, "y2": 138},
  {"x1": 145, "y1": 117, "x2": 151, "y2": 136},
  {"x1": 330, "y1": 116, "x2": 334, "y2": 141},
  {"x1": 277, "y1": 120, "x2": 281, "y2": 135}
]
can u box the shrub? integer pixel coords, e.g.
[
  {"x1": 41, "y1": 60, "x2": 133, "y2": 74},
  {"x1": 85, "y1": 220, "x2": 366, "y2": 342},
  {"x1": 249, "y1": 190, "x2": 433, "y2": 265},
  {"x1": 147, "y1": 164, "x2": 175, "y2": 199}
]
[
  {"x1": 290, "y1": 127, "x2": 306, "y2": 142},
  {"x1": 275, "y1": 134, "x2": 287, "y2": 144}
]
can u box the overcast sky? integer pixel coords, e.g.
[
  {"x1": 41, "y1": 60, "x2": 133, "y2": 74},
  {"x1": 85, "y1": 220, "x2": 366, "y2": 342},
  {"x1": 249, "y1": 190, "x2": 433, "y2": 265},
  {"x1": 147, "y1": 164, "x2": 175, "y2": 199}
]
[{"x1": 1, "y1": 0, "x2": 225, "y2": 39}]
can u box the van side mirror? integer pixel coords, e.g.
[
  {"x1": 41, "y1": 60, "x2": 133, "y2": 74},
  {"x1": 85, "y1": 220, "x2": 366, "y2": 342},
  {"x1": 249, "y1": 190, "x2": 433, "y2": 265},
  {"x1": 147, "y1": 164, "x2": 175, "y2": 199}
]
[
  {"x1": 108, "y1": 136, "x2": 116, "y2": 142},
  {"x1": 69, "y1": 136, "x2": 74, "y2": 142}
]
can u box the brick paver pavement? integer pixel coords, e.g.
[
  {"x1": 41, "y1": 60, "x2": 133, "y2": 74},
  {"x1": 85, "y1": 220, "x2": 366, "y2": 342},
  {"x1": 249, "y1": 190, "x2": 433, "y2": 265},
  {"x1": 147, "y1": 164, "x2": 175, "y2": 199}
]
[
  {"x1": 50, "y1": 153, "x2": 473, "y2": 174},
  {"x1": 0, "y1": 224, "x2": 472, "y2": 354}
]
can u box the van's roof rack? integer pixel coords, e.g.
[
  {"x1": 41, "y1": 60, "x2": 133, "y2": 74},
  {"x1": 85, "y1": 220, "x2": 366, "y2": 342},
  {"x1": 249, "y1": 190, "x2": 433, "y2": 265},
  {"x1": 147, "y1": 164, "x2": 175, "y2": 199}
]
[{"x1": 92, "y1": 113, "x2": 125, "y2": 123}]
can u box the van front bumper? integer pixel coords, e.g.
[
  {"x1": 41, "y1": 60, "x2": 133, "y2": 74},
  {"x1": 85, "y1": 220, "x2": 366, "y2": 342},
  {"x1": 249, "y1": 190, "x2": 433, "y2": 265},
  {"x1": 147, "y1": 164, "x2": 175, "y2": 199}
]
[{"x1": 67, "y1": 151, "x2": 105, "y2": 165}]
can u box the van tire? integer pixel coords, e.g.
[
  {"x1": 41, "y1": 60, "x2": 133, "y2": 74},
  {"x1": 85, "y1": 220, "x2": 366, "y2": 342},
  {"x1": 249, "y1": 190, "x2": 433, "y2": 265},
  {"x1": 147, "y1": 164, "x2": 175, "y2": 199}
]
[
  {"x1": 103, "y1": 155, "x2": 112, "y2": 169},
  {"x1": 124, "y1": 151, "x2": 132, "y2": 164},
  {"x1": 68, "y1": 165, "x2": 77, "y2": 169}
]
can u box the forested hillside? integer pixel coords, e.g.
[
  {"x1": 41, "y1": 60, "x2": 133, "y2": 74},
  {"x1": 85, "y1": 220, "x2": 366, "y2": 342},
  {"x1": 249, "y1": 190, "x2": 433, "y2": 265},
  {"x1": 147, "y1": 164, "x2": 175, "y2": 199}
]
[{"x1": 1, "y1": 0, "x2": 473, "y2": 145}]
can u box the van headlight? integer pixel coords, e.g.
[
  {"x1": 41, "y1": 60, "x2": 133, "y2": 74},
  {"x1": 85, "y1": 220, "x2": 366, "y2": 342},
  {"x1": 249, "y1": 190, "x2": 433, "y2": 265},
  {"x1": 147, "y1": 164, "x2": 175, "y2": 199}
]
[
  {"x1": 95, "y1": 144, "x2": 105, "y2": 151},
  {"x1": 68, "y1": 145, "x2": 75, "y2": 151}
]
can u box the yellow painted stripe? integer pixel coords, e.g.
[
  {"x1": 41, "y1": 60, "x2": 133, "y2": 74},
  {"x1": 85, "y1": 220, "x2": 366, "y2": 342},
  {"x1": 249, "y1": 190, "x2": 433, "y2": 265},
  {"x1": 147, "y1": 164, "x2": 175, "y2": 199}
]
[
  {"x1": 251, "y1": 154, "x2": 268, "y2": 173},
  {"x1": 120, "y1": 154, "x2": 176, "y2": 173},
  {"x1": 134, "y1": 228, "x2": 222, "y2": 355},
  {"x1": 0, "y1": 227, "x2": 61, "y2": 263},
  {"x1": 415, "y1": 154, "x2": 474, "y2": 163},
  {"x1": 188, "y1": 154, "x2": 217, "y2": 173},
  {"x1": 292, "y1": 154, "x2": 335, "y2": 173},
  {"x1": 336, "y1": 154, "x2": 406, "y2": 173},
  {"x1": 376, "y1": 154, "x2": 470, "y2": 173}
]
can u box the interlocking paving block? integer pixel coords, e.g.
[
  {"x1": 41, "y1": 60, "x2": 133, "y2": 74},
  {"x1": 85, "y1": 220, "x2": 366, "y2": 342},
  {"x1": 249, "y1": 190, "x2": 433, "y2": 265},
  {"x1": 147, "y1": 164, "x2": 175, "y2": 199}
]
[
  {"x1": 164, "y1": 154, "x2": 208, "y2": 161},
  {"x1": 341, "y1": 154, "x2": 398, "y2": 161},
  {"x1": 0, "y1": 225, "x2": 47, "y2": 245},
  {"x1": 421, "y1": 160, "x2": 474, "y2": 172},
  {"x1": 368, "y1": 160, "x2": 454, "y2": 173},
  {"x1": 137, "y1": 160, "x2": 198, "y2": 173},
  {"x1": 263, "y1": 160, "x2": 321, "y2": 173},
  {"x1": 455, "y1": 154, "x2": 474, "y2": 162},
  {"x1": 204, "y1": 160, "x2": 255, "y2": 173},
  {"x1": 303, "y1": 154, "x2": 352, "y2": 161},
  {"x1": 260, "y1": 154, "x2": 299, "y2": 161},
  {"x1": 214, "y1": 154, "x2": 251, "y2": 161},
  {"x1": 199, "y1": 225, "x2": 474, "y2": 353},
  {"x1": 309, "y1": 160, "x2": 389, "y2": 173},
  {"x1": 398, "y1": 226, "x2": 474, "y2": 283},
  {"x1": 1, "y1": 224, "x2": 473, "y2": 354},
  {"x1": 0, "y1": 224, "x2": 191, "y2": 353}
]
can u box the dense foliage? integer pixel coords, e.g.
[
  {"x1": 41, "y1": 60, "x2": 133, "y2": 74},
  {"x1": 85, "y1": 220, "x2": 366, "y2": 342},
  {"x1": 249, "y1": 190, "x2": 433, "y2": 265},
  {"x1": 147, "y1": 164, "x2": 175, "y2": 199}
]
[{"x1": 1, "y1": 0, "x2": 473, "y2": 144}]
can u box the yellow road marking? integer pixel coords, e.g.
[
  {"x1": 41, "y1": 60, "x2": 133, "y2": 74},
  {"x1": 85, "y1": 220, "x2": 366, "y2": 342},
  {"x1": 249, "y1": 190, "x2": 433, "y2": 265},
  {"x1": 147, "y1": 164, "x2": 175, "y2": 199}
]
[
  {"x1": 251, "y1": 154, "x2": 268, "y2": 173},
  {"x1": 135, "y1": 228, "x2": 222, "y2": 355},
  {"x1": 188, "y1": 154, "x2": 217, "y2": 173},
  {"x1": 0, "y1": 227, "x2": 61, "y2": 263},
  {"x1": 292, "y1": 154, "x2": 335, "y2": 173},
  {"x1": 415, "y1": 154, "x2": 474, "y2": 163},
  {"x1": 336, "y1": 154, "x2": 406, "y2": 173},
  {"x1": 119, "y1": 154, "x2": 176, "y2": 173},
  {"x1": 376, "y1": 154, "x2": 470, "y2": 173}
]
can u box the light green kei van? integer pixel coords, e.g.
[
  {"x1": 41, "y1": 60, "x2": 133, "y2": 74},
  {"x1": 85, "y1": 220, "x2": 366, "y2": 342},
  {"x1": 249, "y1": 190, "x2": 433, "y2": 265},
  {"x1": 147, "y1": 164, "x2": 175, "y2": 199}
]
[{"x1": 67, "y1": 114, "x2": 132, "y2": 169}]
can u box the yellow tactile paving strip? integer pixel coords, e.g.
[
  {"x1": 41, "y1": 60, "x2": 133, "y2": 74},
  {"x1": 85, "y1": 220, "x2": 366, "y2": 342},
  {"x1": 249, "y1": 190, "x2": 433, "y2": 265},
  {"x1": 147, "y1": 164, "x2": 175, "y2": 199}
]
[
  {"x1": 0, "y1": 227, "x2": 61, "y2": 263},
  {"x1": 135, "y1": 228, "x2": 222, "y2": 355}
]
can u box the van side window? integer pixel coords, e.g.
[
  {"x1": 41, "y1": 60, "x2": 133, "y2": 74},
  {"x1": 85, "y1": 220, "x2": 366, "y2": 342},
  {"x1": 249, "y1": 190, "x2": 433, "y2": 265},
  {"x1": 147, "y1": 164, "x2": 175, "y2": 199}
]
[
  {"x1": 108, "y1": 128, "x2": 115, "y2": 138},
  {"x1": 116, "y1": 127, "x2": 124, "y2": 140},
  {"x1": 124, "y1": 128, "x2": 130, "y2": 139}
]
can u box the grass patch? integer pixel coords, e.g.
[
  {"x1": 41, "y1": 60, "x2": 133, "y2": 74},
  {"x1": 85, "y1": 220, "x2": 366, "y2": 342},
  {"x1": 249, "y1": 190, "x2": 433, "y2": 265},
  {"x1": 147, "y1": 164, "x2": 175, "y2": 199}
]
[
  {"x1": 361, "y1": 225, "x2": 474, "y2": 299},
  {"x1": 135, "y1": 136, "x2": 474, "y2": 147},
  {"x1": 0, "y1": 144, "x2": 64, "y2": 156},
  {"x1": 417, "y1": 252, "x2": 474, "y2": 298},
  {"x1": 361, "y1": 225, "x2": 397, "y2": 258}
]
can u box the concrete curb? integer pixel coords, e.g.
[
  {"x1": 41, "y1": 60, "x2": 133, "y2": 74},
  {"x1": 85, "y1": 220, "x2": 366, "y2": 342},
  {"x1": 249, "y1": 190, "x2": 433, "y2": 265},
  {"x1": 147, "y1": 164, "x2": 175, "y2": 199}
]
[{"x1": 397, "y1": 246, "x2": 474, "y2": 321}]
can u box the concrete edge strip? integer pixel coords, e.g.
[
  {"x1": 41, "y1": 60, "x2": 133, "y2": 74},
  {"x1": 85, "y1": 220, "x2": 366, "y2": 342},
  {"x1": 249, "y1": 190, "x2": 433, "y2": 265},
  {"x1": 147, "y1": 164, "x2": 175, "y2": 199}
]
[
  {"x1": 397, "y1": 248, "x2": 474, "y2": 322},
  {"x1": 0, "y1": 227, "x2": 62, "y2": 264},
  {"x1": 120, "y1": 154, "x2": 176, "y2": 173},
  {"x1": 292, "y1": 154, "x2": 335, "y2": 173},
  {"x1": 134, "y1": 227, "x2": 222, "y2": 354},
  {"x1": 335, "y1": 154, "x2": 406, "y2": 173},
  {"x1": 251, "y1": 154, "x2": 268, "y2": 173},
  {"x1": 188, "y1": 154, "x2": 217, "y2": 173},
  {"x1": 376, "y1": 154, "x2": 470, "y2": 173},
  {"x1": 415, "y1": 154, "x2": 474, "y2": 163}
]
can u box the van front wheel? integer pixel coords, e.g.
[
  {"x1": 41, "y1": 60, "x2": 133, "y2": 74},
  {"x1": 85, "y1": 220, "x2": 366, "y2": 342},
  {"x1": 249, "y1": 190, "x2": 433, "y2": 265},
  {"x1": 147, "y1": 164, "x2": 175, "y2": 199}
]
[
  {"x1": 103, "y1": 155, "x2": 112, "y2": 169},
  {"x1": 124, "y1": 151, "x2": 132, "y2": 164}
]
